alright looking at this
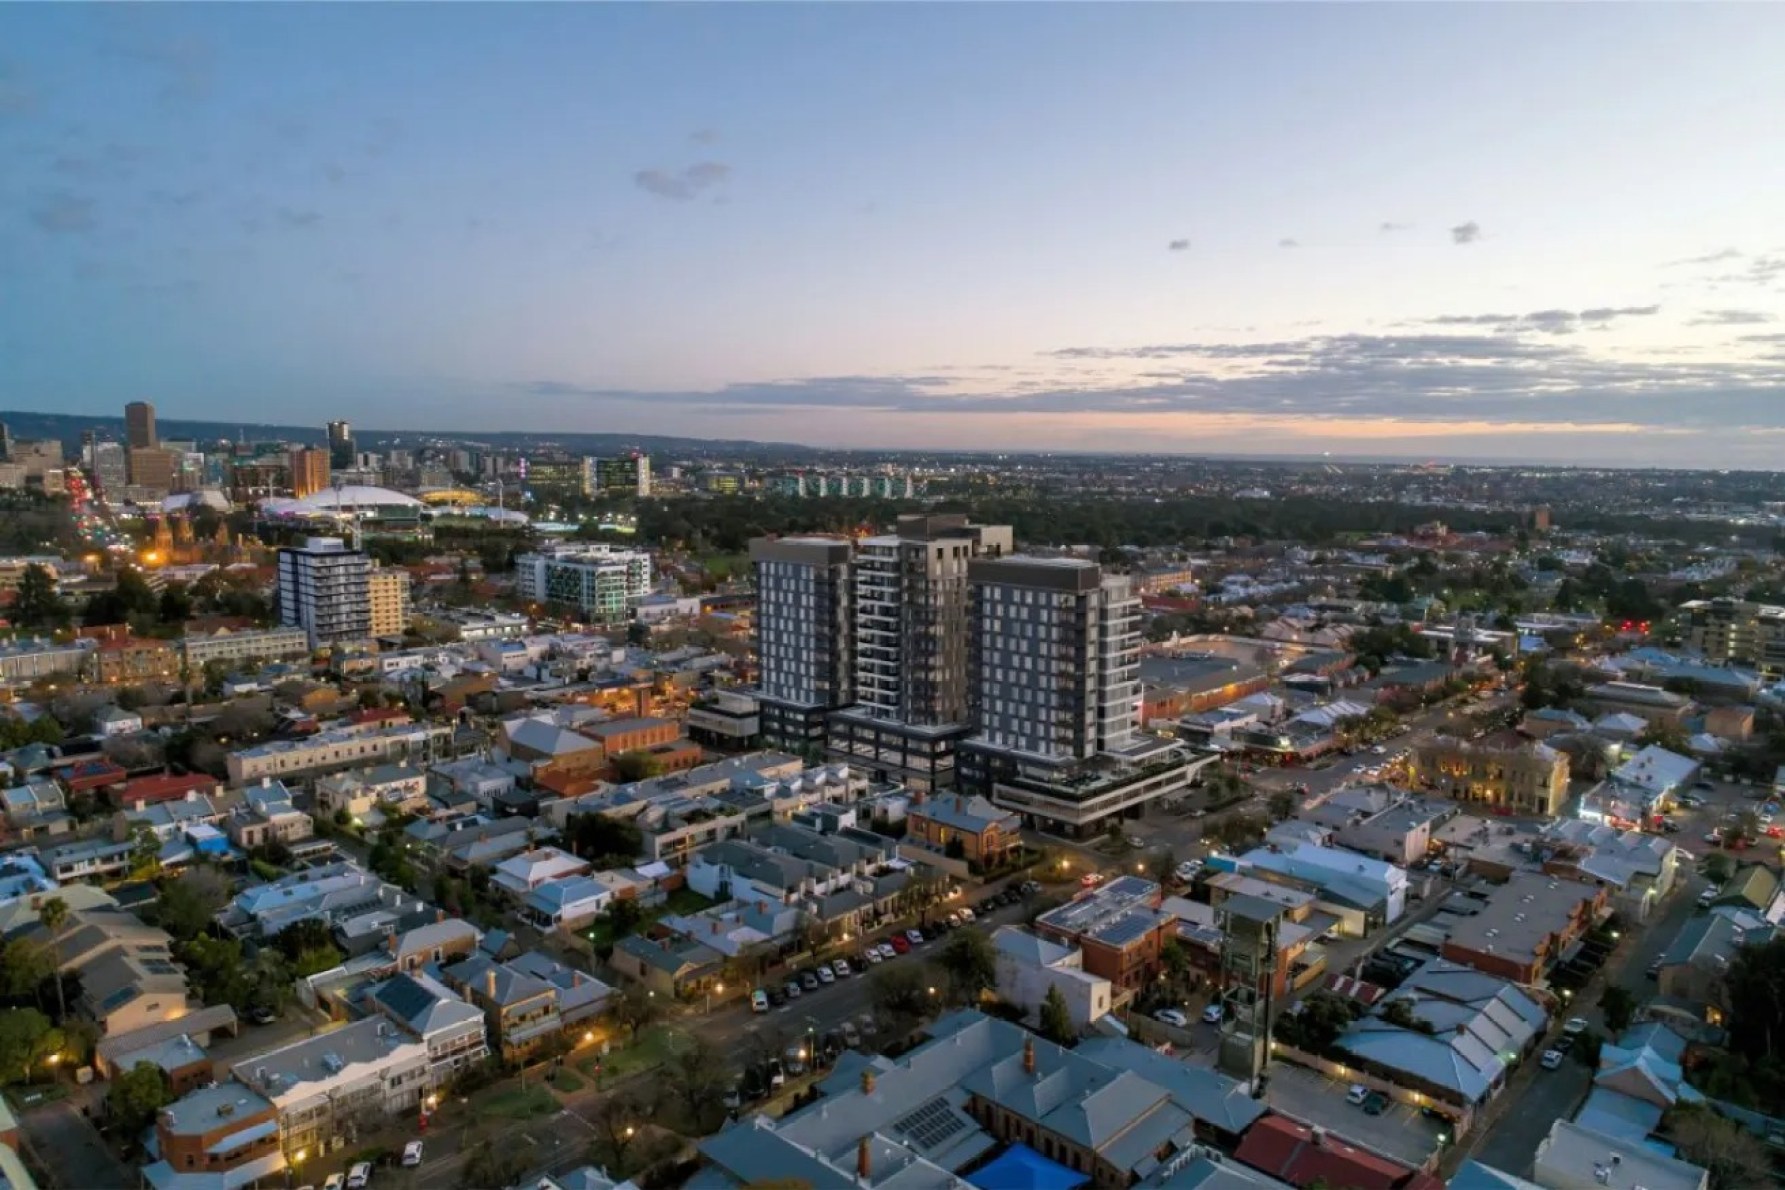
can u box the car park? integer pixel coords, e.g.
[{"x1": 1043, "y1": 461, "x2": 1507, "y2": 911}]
[
  {"x1": 1154, "y1": 1008, "x2": 1189, "y2": 1027},
  {"x1": 402, "y1": 1141, "x2": 423, "y2": 1168},
  {"x1": 1540, "y1": 1049, "x2": 1566, "y2": 1070}
]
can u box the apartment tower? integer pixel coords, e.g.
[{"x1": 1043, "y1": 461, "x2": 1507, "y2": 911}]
[
  {"x1": 749, "y1": 536, "x2": 854, "y2": 751},
  {"x1": 326, "y1": 420, "x2": 355, "y2": 470},
  {"x1": 277, "y1": 537, "x2": 372, "y2": 646},
  {"x1": 288, "y1": 447, "x2": 331, "y2": 499}
]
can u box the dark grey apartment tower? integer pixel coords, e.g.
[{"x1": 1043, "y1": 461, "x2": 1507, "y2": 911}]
[
  {"x1": 125, "y1": 400, "x2": 157, "y2": 449},
  {"x1": 1215, "y1": 894, "x2": 1282, "y2": 1093},
  {"x1": 749, "y1": 536, "x2": 855, "y2": 752},
  {"x1": 326, "y1": 420, "x2": 356, "y2": 470},
  {"x1": 824, "y1": 514, "x2": 1011, "y2": 790}
]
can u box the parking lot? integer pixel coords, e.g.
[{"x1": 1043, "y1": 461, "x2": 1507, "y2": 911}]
[{"x1": 1262, "y1": 1064, "x2": 1448, "y2": 1168}]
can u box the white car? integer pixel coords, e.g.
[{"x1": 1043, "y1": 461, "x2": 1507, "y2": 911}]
[
  {"x1": 346, "y1": 1164, "x2": 373, "y2": 1190},
  {"x1": 832, "y1": 959, "x2": 852, "y2": 978},
  {"x1": 1201, "y1": 1003, "x2": 1224, "y2": 1024},
  {"x1": 1345, "y1": 1084, "x2": 1369, "y2": 1105},
  {"x1": 1540, "y1": 1049, "x2": 1565, "y2": 1070},
  {"x1": 958, "y1": 907, "x2": 976, "y2": 923},
  {"x1": 402, "y1": 1141, "x2": 423, "y2": 1168},
  {"x1": 322, "y1": 1177, "x2": 345, "y2": 1190},
  {"x1": 864, "y1": 947, "x2": 884, "y2": 964},
  {"x1": 1562, "y1": 1017, "x2": 1589, "y2": 1037},
  {"x1": 1154, "y1": 1008, "x2": 1189, "y2": 1028},
  {"x1": 876, "y1": 943, "x2": 897, "y2": 961},
  {"x1": 817, "y1": 965, "x2": 836, "y2": 984}
]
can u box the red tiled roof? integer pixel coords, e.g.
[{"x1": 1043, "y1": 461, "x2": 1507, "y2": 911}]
[
  {"x1": 119, "y1": 773, "x2": 221, "y2": 804},
  {"x1": 1235, "y1": 1116, "x2": 1414, "y2": 1190},
  {"x1": 349, "y1": 707, "x2": 411, "y2": 726},
  {"x1": 55, "y1": 758, "x2": 128, "y2": 792}
]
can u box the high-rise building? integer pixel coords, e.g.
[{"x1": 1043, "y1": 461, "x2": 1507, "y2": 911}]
[
  {"x1": 523, "y1": 456, "x2": 592, "y2": 499},
  {"x1": 277, "y1": 536, "x2": 372, "y2": 646},
  {"x1": 127, "y1": 446, "x2": 177, "y2": 493},
  {"x1": 1679, "y1": 597, "x2": 1785, "y2": 677},
  {"x1": 595, "y1": 453, "x2": 651, "y2": 497},
  {"x1": 287, "y1": 447, "x2": 331, "y2": 499},
  {"x1": 513, "y1": 544, "x2": 653, "y2": 622},
  {"x1": 0, "y1": 421, "x2": 11, "y2": 461},
  {"x1": 326, "y1": 420, "x2": 356, "y2": 470},
  {"x1": 823, "y1": 514, "x2": 1011, "y2": 790},
  {"x1": 125, "y1": 401, "x2": 157, "y2": 449},
  {"x1": 368, "y1": 567, "x2": 411, "y2": 637},
  {"x1": 750, "y1": 536, "x2": 854, "y2": 749},
  {"x1": 88, "y1": 441, "x2": 128, "y2": 497}
]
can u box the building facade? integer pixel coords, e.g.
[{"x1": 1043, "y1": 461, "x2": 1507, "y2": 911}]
[
  {"x1": 367, "y1": 568, "x2": 411, "y2": 637},
  {"x1": 514, "y1": 545, "x2": 653, "y2": 622},
  {"x1": 125, "y1": 400, "x2": 157, "y2": 449},
  {"x1": 750, "y1": 536, "x2": 854, "y2": 750},
  {"x1": 1413, "y1": 733, "x2": 1571, "y2": 816},
  {"x1": 277, "y1": 536, "x2": 373, "y2": 647},
  {"x1": 287, "y1": 447, "x2": 331, "y2": 499}
]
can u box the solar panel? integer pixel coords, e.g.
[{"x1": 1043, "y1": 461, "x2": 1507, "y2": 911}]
[{"x1": 895, "y1": 1097, "x2": 969, "y2": 1152}]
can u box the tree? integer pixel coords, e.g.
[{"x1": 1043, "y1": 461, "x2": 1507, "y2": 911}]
[
  {"x1": 611, "y1": 750, "x2": 664, "y2": 783},
  {"x1": 612, "y1": 984, "x2": 660, "y2": 1042},
  {"x1": 107, "y1": 1061, "x2": 172, "y2": 1150},
  {"x1": 272, "y1": 918, "x2": 341, "y2": 978},
  {"x1": 1704, "y1": 853, "x2": 1736, "y2": 885},
  {"x1": 567, "y1": 813, "x2": 645, "y2": 866},
  {"x1": 586, "y1": 1087, "x2": 654, "y2": 1179},
  {"x1": 1039, "y1": 986, "x2": 1076, "y2": 1046},
  {"x1": 178, "y1": 936, "x2": 252, "y2": 1009},
  {"x1": 1723, "y1": 936, "x2": 1785, "y2": 1071},
  {"x1": 935, "y1": 928, "x2": 997, "y2": 1006},
  {"x1": 1147, "y1": 848, "x2": 1177, "y2": 887},
  {"x1": 12, "y1": 563, "x2": 69, "y2": 631},
  {"x1": 127, "y1": 824, "x2": 163, "y2": 882},
  {"x1": 1158, "y1": 939, "x2": 1194, "y2": 1001},
  {"x1": 0, "y1": 936, "x2": 56, "y2": 1011},
  {"x1": 869, "y1": 962, "x2": 934, "y2": 1031},
  {"x1": 1267, "y1": 791, "x2": 1297, "y2": 822},
  {"x1": 602, "y1": 896, "x2": 646, "y2": 942},
  {"x1": 1667, "y1": 1104, "x2": 1777, "y2": 1190},
  {"x1": 156, "y1": 867, "x2": 231, "y2": 942},
  {"x1": 460, "y1": 1130, "x2": 531, "y2": 1190},
  {"x1": 0, "y1": 1007, "x2": 62, "y2": 1084},
  {"x1": 38, "y1": 897, "x2": 69, "y2": 1023},
  {"x1": 663, "y1": 1035, "x2": 731, "y2": 1132},
  {"x1": 1599, "y1": 986, "x2": 1637, "y2": 1035},
  {"x1": 626, "y1": 620, "x2": 651, "y2": 647}
]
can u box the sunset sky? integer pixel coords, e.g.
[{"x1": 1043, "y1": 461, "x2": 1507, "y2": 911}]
[{"x1": 3, "y1": 4, "x2": 1785, "y2": 464}]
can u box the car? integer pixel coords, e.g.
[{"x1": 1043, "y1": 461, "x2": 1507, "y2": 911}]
[
  {"x1": 1079, "y1": 872, "x2": 1103, "y2": 888},
  {"x1": 1646, "y1": 960, "x2": 1662, "y2": 979},
  {"x1": 817, "y1": 965, "x2": 836, "y2": 984},
  {"x1": 863, "y1": 948, "x2": 883, "y2": 965},
  {"x1": 1362, "y1": 1092, "x2": 1389, "y2": 1116},
  {"x1": 784, "y1": 980, "x2": 803, "y2": 999},
  {"x1": 1540, "y1": 1049, "x2": 1566, "y2": 1070},
  {"x1": 876, "y1": 942, "x2": 896, "y2": 960},
  {"x1": 890, "y1": 935, "x2": 911, "y2": 954},
  {"x1": 1562, "y1": 1017, "x2": 1589, "y2": 1037},
  {"x1": 1345, "y1": 1084, "x2": 1370, "y2": 1105},
  {"x1": 1660, "y1": 821, "x2": 1682, "y2": 834},
  {"x1": 346, "y1": 1164, "x2": 372, "y2": 1190},
  {"x1": 247, "y1": 1004, "x2": 277, "y2": 1026},
  {"x1": 857, "y1": 1012, "x2": 879, "y2": 1036},
  {"x1": 1020, "y1": 881, "x2": 1041, "y2": 895},
  {"x1": 1371, "y1": 745, "x2": 1387, "y2": 755},
  {"x1": 1201, "y1": 1003, "x2": 1224, "y2": 1024},
  {"x1": 751, "y1": 989, "x2": 770, "y2": 1013},
  {"x1": 767, "y1": 1057, "x2": 785, "y2": 1088},
  {"x1": 1694, "y1": 779, "x2": 1715, "y2": 791},
  {"x1": 1699, "y1": 888, "x2": 1719, "y2": 908},
  {"x1": 769, "y1": 986, "x2": 788, "y2": 1007},
  {"x1": 832, "y1": 959, "x2": 852, "y2": 978},
  {"x1": 945, "y1": 910, "x2": 964, "y2": 927},
  {"x1": 1154, "y1": 1008, "x2": 1190, "y2": 1028},
  {"x1": 723, "y1": 1081, "x2": 743, "y2": 1109},
  {"x1": 402, "y1": 1141, "x2": 423, "y2": 1168},
  {"x1": 907, "y1": 928, "x2": 926, "y2": 945},
  {"x1": 323, "y1": 1177, "x2": 345, "y2": 1190},
  {"x1": 784, "y1": 1045, "x2": 807, "y2": 1076},
  {"x1": 801, "y1": 971, "x2": 820, "y2": 990},
  {"x1": 957, "y1": 908, "x2": 975, "y2": 923},
  {"x1": 841, "y1": 1022, "x2": 861, "y2": 1047},
  {"x1": 1704, "y1": 831, "x2": 1724, "y2": 844}
]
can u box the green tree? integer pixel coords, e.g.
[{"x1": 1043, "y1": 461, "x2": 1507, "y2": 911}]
[
  {"x1": 1158, "y1": 939, "x2": 1194, "y2": 1001},
  {"x1": 611, "y1": 984, "x2": 660, "y2": 1042},
  {"x1": 1039, "y1": 986, "x2": 1076, "y2": 1046},
  {"x1": 584, "y1": 1086, "x2": 654, "y2": 1179},
  {"x1": 868, "y1": 962, "x2": 934, "y2": 1031},
  {"x1": 1267, "y1": 791, "x2": 1297, "y2": 822},
  {"x1": 611, "y1": 750, "x2": 664, "y2": 783},
  {"x1": 0, "y1": 1007, "x2": 62, "y2": 1084},
  {"x1": 0, "y1": 936, "x2": 56, "y2": 1011},
  {"x1": 602, "y1": 896, "x2": 646, "y2": 941},
  {"x1": 662, "y1": 1034, "x2": 731, "y2": 1132},
  {"x1": 107, "y1": 1061, "x2": 172, "y2": 1150},
  {"x1": 178, "y1": 936, "x2": 252, "y2": 1009},
  {"x1": 38, "y1": 897, "x2": 69, "y2": 1022},
  {"x1": 12, "y1": 563, "x2": 69, "y2": 631},
  {"x1": 1704, "y1": 853, "x2": 1736, "y2": 885},
  {"x1": 460, "y1": 1130, "x2": 531, "y2": 1190},
  {"x1": 156, "y1": 867, "x2": 231, "y2": 942},
  {"x1": 1667, "y1": 1104, "x2": 1777, "y2": 1190},
  {"x1": 567, "y1": 813, "x2": 645, "y2": 866},
  {"x1": 127, "y1": 824, "x2": 163, "y2": 882},
  {"x1": 1599, "y1": 986, "x2": 1637, "y2": 1034},
  {"x1": 936, "y1": 928, "x2": 998, "y2": 1006}
]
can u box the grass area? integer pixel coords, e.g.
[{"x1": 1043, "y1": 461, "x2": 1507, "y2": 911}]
[
  {"x1": 481, "y1": 1084, "x2": 560, "y2": 1120},
  {"x1": 582, "y1": 1024, "x2": 690, "y2": 1082},
  {"x1": 665, "y1": 886, "x2": 716, "y2": 915},
  {"x1": 548, "y1": 1068, "x2": 585, "y2": 1094}
]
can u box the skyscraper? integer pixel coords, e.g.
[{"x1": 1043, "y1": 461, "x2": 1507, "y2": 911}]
[
  {"x1": 288, "y1": 447, "x2": 331, "y2": 499},
  {"x1": 277, "y1": 536, "x2": 372, "y2": 646},
  {"x1": 750, "y1": 536, "x2": 854, "y2": 750},
  {"x1": 125, "y1": 401, "x2": 157, "y2": 449},
  {"x1": 326, "y1": 420, "x2": 355, "y2": 470},
  {"x1": 824, "y1": 514, "x2": 1011, "y2": 790}
]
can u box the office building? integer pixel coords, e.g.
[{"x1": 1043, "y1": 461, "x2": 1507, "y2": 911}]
[
  {"x1": 287, "y1": 447, "x2": 330, "y2": 499},
  {"x1": 87, "y1": 440, "x2": 128, "y2": 497},
  {"x1": 128, "y1": 446, "x2": 178, "y2": 493},
  {"x1": 825, "y1": 515, "x2": 1011, "y2": 789},
  {"x1": 513, "y1": 544, "x2": 652, "y2": 621},
  {"x1": 368, "y1": 567, "x2": 411, "y2": 637},
  {"x1": 277, "y1": 536, "x2": 372, "y2": 647},
  {"x1": 957, "y1": 555, "x2": 1198, "y2": 832},
  {"x1": 524, "y1": 455, "x2": 593, "y2": 499},
  {"x1": 326, "y1": 420, "x2": 355, "y2": 470},
  {"x1": 1413, "y1": 732, "x2": 1570, "y2": 817},
  {"x1": 750, "y1": 536, "x2": 854, "y2": 749},
  {"x1": 126, "y1": 400, "x2": 157, "y2": 449},
  {"x1": 593, "y1": 453, "x2": 651, "y2": 497},
  {"x1": 1678, "y1": 597, "x2": 1785, "y2": 678}
]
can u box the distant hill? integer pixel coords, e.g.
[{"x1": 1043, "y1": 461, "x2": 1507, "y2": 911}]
[{"x1": 0, "y1": 410, "x2": 813, "y2": 461}]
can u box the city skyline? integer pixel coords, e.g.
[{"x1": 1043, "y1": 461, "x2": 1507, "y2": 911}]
[{"x1": 4, "y1": 5, "x2": 1785, "y2": 466}]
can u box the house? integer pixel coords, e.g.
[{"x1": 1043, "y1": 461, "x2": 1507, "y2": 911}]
[
  {"x1": 610, "y1": 933, "x2": 724, "y2": 998},
  {"x1": 439, "y1": 953, "x2": 562, "y2": 1059},
  {"x1": 232, "y1": 1017, "x2": 431, "y2": 1161},
  {"x1": 381, "y1": 917, "x2": 481, "y2": 974},
  {"x1": 522, "y1": 875, "x2": 616, "y2": 931},
  {"x1": 1235, "y1": 1115, "x2": 1441, "y2": 1190},
  {"x1": 315, "y1": 764, "x2": 429, "y2": 819},
  {"x1": 905, "y1": 793, "x2": 1022, "y2": 867},
  {"x1": 507, "y1": 951, "x2": 613, "y2": 1027},
  {"x1": 93, "y1": 705, "x2": 144, "y2": 738},
  {"x1": 1533, "y1": 820, "x2": 1684, "y2": 922},
  {"x1": 1336, "y1": 798, "x2": 1457, "y2": 868},
  {"x1": 1033, "y1": 876, "x2": 1175, "y2": 994},
  {"x1": 22, "y1": 907, "x2": 194, "y2": 1036},
  {"x1": 1652, "y1": 910, "x2": 1763, "y2": 1026},
  {"x1": 107, "y1": 1032, "x2": 215, "y2": 1096},
  {"x1": 1531, "y1": 1120, "x2": 1707, "y2": 1190},
  {"x1": 491, "y1": 847, "x2": 590, "y2": 898},
  {"x1": 145, "y1": 1082, "x2": 285, "y2": 1190},
  {"x1": 366, "y1": 970, "x2": 490, "y2": 1089},
  {"x1": 1574, "y1": 1021, "x2": 1702, "y2": 1147},
  {"x1": 1580, "y1": 745, "x2": 1698, "y2": 828},
  {"x1": 991, "y1": 926, "x2": 1113, "y2": 1030},
  {"x1": 1440, "y1": 872, "x2": 1607, "y2": 984}
]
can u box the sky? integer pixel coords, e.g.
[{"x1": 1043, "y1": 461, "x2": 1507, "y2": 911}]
[{"x1": 3, "y1": 4, "x2": 1785, "y2": 466}]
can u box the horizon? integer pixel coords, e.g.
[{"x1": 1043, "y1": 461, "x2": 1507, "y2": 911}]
[{"x1": 4, "y1": 6, "x2": 1785, "y2": 467}]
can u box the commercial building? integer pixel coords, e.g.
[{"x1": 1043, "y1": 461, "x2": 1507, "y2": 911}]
[
  {"x1": 367, "y1": 567, "x2": 411, "y2": 636},
  {"x1": 1440, "y1": 872, "x2": 1607, "y2": 984},
  {"x1": 991, "y1": 926, "x2": 1113, "y2": 1029},
  {"x1": 1238, "y1": 843, "x2": 1409, "y2": 932},
  {"x1": 750, "y1": 536, "x2": 854, "y2": 749},
  {"x1": 595, "y1": 453, "x2": 651, "y2": 497},
  {"x1": 128, "y1": 446, "x2": 179, "y2": 493},
  {"x1": 1580, "y1": 745, "x2": 1699, "y2": 827},
  {"x1": 277, "y1": 536, "x2": 373, "y2": 647},
  {"x1": 126, "y1": 400, "x2": 157, "y2": 449},
  {"x1": 180, "y1": 626, "x2": 311, "y2": 669},
  {"x1": 225, "y1": 721, "x2": 452, "y2": 785},
  {"x1": 326, "y1": 420, "x2": 355, "y2": 470},
  {"x1": 1678, "y1": 596, "x2": 1785, "y2": 679},
  {"x1": 514, "y1": 544, "x2": 653, "y2": 622},
  {"x1": 287, "y1": 447, "x2": 330, "y2": 499},
  {"x1": 524, "y1": 455, "x2": 593, "y2": 499},
  {"x1": 1581, "y1": 681, "x2": 1693, "y2": 728},
  {"x1": 1413, "y1": 732, "x2": 1570, "y2": 817},
  {"x1": 0, "y1": 636, "x2": 93, "y2": 686}
]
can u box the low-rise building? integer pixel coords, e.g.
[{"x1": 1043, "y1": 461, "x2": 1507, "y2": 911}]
[
  {"x1": 1531, "y1": 1120, "x2": 1707, "y2": 1190},
  {"x1": 609, "y1": 933, "x2": 724, "y2": 998},
  {"x1": 1581, "y1": 681, "x2": 1694, "y2": 729},
  {"x1": 1033, "y1": 875, "x2": 1174, "y2": 995},
  {"x1": 522, "y1": 875, "x2": 616, "y2": 931},
  {"x1": 905, "y1": 792, "x2": 1022, "y2": 867},
  {"x1": 1440, "y1": 872, "x2": 1606, "y2": 985},
  {"x1": 366, "y1": 970, "x2": 489, "y2": 1089},
  {"x1": 1580, "y1": 745, "x2": 1699, "y2": 828},
  {"x1": 146, "y1": 1082, "x2": 284, "y2": 1190},
  {"x1": 225, "y1": 721, "x2": 452, "y2": 786},
  {"x1": 180, "y1": 626, "x2": 311, "y2": 669},
  {"x1": 234, "y1": 1017, "x2": 430, "y2": 1158},
  {"x1": 1413, "y1": 733, "x2": 1569, "y2": 817},
  {"x1": 227, "y1": 779, "x2": 313, "y2": 850},
  {"x1": 491, "y1": 847, "x2": 591, "y2": 898},
  {"x1": 991, "y1": 926, "x2": 1112, "y2": 1030},
  {"x1": 439, "y1": 953, "x2": 561, "y2": 1059},
  {"x1": 1239, "y1": 842, "x2": 1409, "y2": 932},
  {"x1": 1533, "y1": 820, "x2": 1683, "y2": 922}
]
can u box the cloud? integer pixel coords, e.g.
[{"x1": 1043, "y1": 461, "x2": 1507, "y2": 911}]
[
  {"x1": 1167, "y1": 239, "x2": 1190, "y2": 252},
  {"x1": 29, "y1": 192, "x2": 96, "y2": 234},
  {"x1": 1424, "y1": 305, "x2": 1659, "y2": 335},
  {"x1": 1278, "y1": 238, "x2": 1299, "y2": 249},
  {"x1": 1666, "y1": 248, "x2": 1741, "y2": 268},
  {"x1": 1379, "y1": 222, "x2": 1410, "y2": 233},
  {"x1": 322, "y1": 162, "x2": 347, "y2": 185},
  {"x1": 690, "y1": 129, "x2": 719, "y2": 146},
  {"x1": 112, "y1": 32, "x2": 215, "y2": 103},
  {"x1": 276, "y1": 208, "x2": 321, "y2": 229},
  {"x1": 1690, "y1": 309, "x2": 1776, "y2": 326},
  {"x1": 633, "y1": 161, "x2": 731, "y2": 201},
  {"x1": 1450, "y1": 221, "x2": 1482, "y2": 245}
]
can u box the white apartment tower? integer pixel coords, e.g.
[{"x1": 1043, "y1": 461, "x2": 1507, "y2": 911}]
[{"x1": 277, "y1": 536, "x2": 372, "y2": 647}]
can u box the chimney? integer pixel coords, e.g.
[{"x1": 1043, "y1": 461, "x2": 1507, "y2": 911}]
[
  {"x1": 436, "y1": 908, "x2": 445, "y2": 924},
  {"x1": 573, "y1": 971, "x2": 582, "y2": 987},
  {"x1": 955, "y1": 796, "x2": 964, "y2": 813},
  {"x1": 385, "y1": 928, "x2": 398, "y2": 955},
  {"x1": 857, "y1": 1136, "x2": 871, "y2": 1181},
  {"x1": 486, "y1": 969, "x2": 497, "y2": 998},
  {"x1": 1023, "y1": 1036, "x2": 1036, "y2": 1076},
  {"x1": 861, "y1": 1068, "x2": 876, "y2": 1095}
]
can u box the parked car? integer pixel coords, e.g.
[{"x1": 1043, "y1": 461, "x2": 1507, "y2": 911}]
[
  {"x1": 801, "y1": 971, "x2": 820, "y2": 990},
  {"x1": 857, "y1": 1012, "x2": 879, "y2": 1036},
  {"x1": 890, "y1": 935, "x2": 911, "y2": 955},
  {"x1": 875, "y1": 942, "x2": 897, "y2": 960},
  {"x1": 1079, "y1": 872, "x2": 1103, "y2": 888},
  {"x1": 1362, "y1": 1092, "x2": 1389, "y2": 1116},
  {"x1": 817, "y1": 965, "x2": 836, "y2": 985},
  {"x1": 1345, "y1": 1084, "x2": 1369, "y2": 1106},
  {"x1": 1646, "y1": 960, "x2": 1661, "y2": 980},
  {"x1": 769, "y1": 986, "x2": 788, "y2": 1007},
  {"x1": 784, "y1": 1045, "x2": 807, "y2": 1076},
  {"x1": 906, "y1": 928, "x2": 926, "y2": 946},
  {"x1": 957, "y1": 908, "x2": 975, "y2": 923},
  {"x1": 401, "y1": 1141, "x2": 423, "y2": 1168},
  {"x1": 946, "y1": 910, "x2": 965, "y2": 927},
  {"x1": 1154, "y1": 1008, "x2": 1189, "y2": 1028},
  {"x1": 767, "y1": 1057, "x2": 785, "y2": 1088},
  {"x1": 247, "y1": 1004, "x2": 278, "y2": 1026},
  {"x1": 1540, "y1": 1049, "x2": 1566, "y2": 1070},
  {"x1": 841, "y1": 1022, "x2": 861, "y2": 1047},
  {"x1": 863, "y1": 948, "x2": 883, "y2": 965},
  {"x1": 346, "y1": 1164, "x2": 373, "y2": 1190},
  {"x1": 784, "y1": 980, "x2": 803, "y2": 999},
  {"x1": 1201, "y1": 1003, "x2": 1224, "y2": 1024},
  {"x1": 751, "y1": 989, "x2": 770, "y2": 1014},
  {"x1": 832, "y1": 959, "x2": 852, "y2": 978},
  {"x1": 322, "y1": 1177, "x2": 345, "y2": 1190},
  {"x1": 1562, "y1": 1017, "x2": 1589, "y2": 1037}
]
